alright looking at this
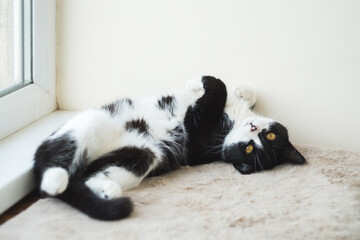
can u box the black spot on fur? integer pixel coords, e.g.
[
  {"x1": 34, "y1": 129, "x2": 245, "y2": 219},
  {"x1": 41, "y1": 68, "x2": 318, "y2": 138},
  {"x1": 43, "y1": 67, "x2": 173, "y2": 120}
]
[
  {"x1": 157, "y1": 95, "x2": 176, "y2": 116},
  {"x1": 102, "y1": 98, "x2": 133, "y2": 116},
  {"x1": 49, "y1": 127, "x2": 61, "y2": 137},
  {"x1": 125, "y1": 98, "x2": 133, "y2": 106},
  {"x1": 102, "y1": 101, "x2": 118, "y2": 115},
  {"x1": 125, "y1": 119, "x2": 149, "y2": 136},
  {"x1": 84, "y1": 146, "x2": 155, "y2": 177}
]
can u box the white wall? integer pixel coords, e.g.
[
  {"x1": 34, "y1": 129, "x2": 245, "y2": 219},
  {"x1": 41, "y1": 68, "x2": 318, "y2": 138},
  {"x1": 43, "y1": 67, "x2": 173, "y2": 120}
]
[{"x1": 57, "y1": 0, "x2": 360, "y2": 152}]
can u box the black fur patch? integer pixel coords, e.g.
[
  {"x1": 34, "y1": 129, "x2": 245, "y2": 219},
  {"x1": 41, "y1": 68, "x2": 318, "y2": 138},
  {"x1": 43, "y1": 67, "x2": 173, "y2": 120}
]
[
  {"x1": 125, "y1": 98, "x2": 133, "y2": 106},
  {"x1": 34, "y1": 134, "x2": 77, "y2": 170},
  {"x1": 102, "y1": 101, "x2": 118, "y2": 115},
  {"x1": 84, "y1": 146, "x2": 155, "y2": 177},
  {"x1": 76, "y1": 149, "x2": 89, "y2": 174},
  {"x1": 184, "y1": 76, "x2": 228, "y2": 166},
  {"x1": 33, "y1": 133, "x2": 77, "y2": 184},
  {"x1": 102, "y1": 98, "x2": 133, "y2": 116},
  {"x1": 186, "y1": 113, "x2": 233, "y2": 165},
  {"x1": 157, "y1": 95, "x2": 176, "y2": 116},
  {"x1": 125, "y1": 119, "x2": 149, "y2": 136},
  {"x1": 148, "y1": 125, "x2": 187, "y2": 177}
]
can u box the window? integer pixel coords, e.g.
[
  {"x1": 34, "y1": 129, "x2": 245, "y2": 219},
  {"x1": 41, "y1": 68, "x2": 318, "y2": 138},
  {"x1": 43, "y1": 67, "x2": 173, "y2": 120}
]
[
  {"x1": 0, "y1": 0, "x2": 32, "y2": 98},
  {"x1": 0, "y1": 0, "x2": 56, "y2": 141}
]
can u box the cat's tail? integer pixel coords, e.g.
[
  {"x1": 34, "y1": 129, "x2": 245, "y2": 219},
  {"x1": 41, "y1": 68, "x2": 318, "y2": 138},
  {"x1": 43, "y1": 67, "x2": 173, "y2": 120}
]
[{"x1": 56, "y1": 176, "x2": 133, "y2": 221}]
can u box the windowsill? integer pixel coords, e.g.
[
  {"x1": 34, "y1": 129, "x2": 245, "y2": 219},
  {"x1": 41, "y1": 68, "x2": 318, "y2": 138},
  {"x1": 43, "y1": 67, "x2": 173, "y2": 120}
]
[{"x1": 0, "y1": 111, "x2": 76, "y2": 214}]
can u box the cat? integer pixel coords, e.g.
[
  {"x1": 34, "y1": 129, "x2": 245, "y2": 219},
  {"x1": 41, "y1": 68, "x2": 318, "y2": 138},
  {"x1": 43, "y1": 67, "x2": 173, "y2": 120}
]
[{"x1": 33, "y1": 76, "x2": 306, "y2": 220}]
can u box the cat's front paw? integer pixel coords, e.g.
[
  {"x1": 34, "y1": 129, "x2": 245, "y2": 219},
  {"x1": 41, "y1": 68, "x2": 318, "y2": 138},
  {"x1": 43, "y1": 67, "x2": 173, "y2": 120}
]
[
  {"x1": 185, "y1": 77, "x2": 205, "y2": 97},
  {"x1": 232, "y1": 85, "x2": 256, "y2": 108}
]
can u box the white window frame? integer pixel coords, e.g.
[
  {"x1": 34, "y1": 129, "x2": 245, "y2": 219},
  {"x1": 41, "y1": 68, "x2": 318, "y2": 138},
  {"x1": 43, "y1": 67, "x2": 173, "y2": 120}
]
[{"x1": 0, "y1": 0, "x2": 56, "y2": 141}]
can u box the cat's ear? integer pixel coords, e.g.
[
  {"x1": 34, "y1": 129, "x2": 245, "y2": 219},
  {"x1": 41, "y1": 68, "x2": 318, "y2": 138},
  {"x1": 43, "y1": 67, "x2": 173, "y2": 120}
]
[
  {"x1": 233, "y1": 163, "x2": 254, "y2": 174},
  {"x1": 282, "y1": 143, "x2": 306, "y2": 164}
]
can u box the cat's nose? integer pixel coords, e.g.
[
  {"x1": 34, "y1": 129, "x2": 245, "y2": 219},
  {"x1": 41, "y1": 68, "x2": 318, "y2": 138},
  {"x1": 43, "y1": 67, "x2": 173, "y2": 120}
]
[{"x1": 250, "y1": 123, "x2": 257, "y2": 132}]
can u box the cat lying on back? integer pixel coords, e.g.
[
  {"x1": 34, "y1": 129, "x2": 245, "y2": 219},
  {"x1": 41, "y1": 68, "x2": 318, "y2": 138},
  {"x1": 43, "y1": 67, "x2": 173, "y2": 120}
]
[{"x1": 34, "y1": 76, "x2": 306, "y2": 220}]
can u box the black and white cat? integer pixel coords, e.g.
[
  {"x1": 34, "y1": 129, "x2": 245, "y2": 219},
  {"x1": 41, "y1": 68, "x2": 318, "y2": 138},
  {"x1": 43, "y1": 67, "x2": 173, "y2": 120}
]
[{"x1": 33, "y1": 76, "x2": 306, "y2": 220}]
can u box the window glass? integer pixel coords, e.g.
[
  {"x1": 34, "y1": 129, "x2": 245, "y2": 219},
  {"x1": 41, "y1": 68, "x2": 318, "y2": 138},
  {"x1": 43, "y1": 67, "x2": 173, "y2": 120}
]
[{"x1": 0, "y1": 0, "x2": 32, "y2": 97}]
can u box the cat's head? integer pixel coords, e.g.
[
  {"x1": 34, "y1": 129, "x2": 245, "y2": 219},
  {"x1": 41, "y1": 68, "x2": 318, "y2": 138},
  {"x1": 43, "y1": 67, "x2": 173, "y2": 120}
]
[{"x1": 222, "y1": 116, "x2": 306, "y2": 174}]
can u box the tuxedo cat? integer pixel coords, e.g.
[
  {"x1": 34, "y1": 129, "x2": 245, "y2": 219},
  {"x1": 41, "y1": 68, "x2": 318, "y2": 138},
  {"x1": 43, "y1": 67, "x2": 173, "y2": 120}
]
[{"x1": 33, "y1": 76, "x2": 305, "y2": 220}]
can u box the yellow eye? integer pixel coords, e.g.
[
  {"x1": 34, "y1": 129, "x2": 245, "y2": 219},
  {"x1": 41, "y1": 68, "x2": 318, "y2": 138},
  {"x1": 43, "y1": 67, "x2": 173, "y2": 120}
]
[
  {"x1": 266, "y1": 132, "x2": 276, "y2": 140},
  {"x1": 245, "y1": 144, "x2": 253, "y2": 154}
]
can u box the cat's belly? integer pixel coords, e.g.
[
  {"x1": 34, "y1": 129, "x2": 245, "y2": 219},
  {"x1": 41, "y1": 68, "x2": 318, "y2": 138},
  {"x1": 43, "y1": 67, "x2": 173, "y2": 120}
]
[{"x1": 75, "y1": 96, "x2": 188, "y2": 168}]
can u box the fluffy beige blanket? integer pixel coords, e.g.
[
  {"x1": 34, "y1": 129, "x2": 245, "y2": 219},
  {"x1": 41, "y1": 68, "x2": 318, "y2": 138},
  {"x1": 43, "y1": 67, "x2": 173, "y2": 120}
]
[{"x1": 0, "y1": 145, "x2": 359, "y2": 240}]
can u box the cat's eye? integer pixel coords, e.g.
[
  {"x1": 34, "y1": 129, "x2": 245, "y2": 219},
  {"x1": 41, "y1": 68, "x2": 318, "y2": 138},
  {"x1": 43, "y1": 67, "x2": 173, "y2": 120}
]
[
  {"x1": 266, "y1": 132, "x2": 276, "y2": 140},
  {"x1": 245, "y1": 144, "x2": 253, "y2": 154}
]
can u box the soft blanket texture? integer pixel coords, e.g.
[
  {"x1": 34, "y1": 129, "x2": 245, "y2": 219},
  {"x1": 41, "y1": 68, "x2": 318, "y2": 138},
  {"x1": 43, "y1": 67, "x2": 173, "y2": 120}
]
[{"x1": 0, "y1": 145, "x2": 359, "y2": 240}]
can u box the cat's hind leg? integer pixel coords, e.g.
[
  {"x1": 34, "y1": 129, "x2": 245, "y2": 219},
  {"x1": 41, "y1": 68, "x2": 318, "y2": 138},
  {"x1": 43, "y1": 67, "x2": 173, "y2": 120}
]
[
  {"x1": 34, "y1": 110, "x2": 116, "y2": 196},
  {"x1": 34, "y1": 133, "x2": 78, "y2": 196},
  {"x1": 85, "y1": 166, "x2": 145, "y2": 199},
  {"x1": 85, "y1": 175, "x2": 123, "y2": 199},
  {"x1": 40, "y1": 167, "x2": 69, "y2": 196},
  {"x1": 83, "y1": 146, "x2": 156, "y2": 199}
]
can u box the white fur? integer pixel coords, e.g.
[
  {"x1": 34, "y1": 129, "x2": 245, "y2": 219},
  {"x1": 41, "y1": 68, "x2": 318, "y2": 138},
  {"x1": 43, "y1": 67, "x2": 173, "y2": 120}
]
[
  {"x1": 86, "y1": 167, "x2": 143, "y2": 199},
  {"x1": 49, "y1": 110, "x2": 126, "y2": 174},
  {"x1": 85, "y1": 177, "x2": 123, "y2": 199},
  {"x1": 224, "y1": 85, "x2": 273, "y2": 148},
  {"x1": 48, "y1": 94, "x2": 192, "y2": 175},
  {"x1": 223, "y1": 116, "x2": 273, "y2": 148},
  {"x1": 185, "y1": 76, "x2": 205, "y2": 96},
  {"x1": 232, "y1": 85, "x2": 257, "y2": 107},
  {"x1": 104, "y1": 167, "x2": 144, "y2": 191},
  {"x1": 41, "y1": 167, "x2": 69, "y2": 196}
]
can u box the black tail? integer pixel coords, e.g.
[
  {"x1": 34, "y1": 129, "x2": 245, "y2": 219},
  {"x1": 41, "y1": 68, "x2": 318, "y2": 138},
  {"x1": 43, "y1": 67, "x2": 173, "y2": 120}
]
[{"x1": 56, "y1": 176, "x2": 133, "y2": 221}]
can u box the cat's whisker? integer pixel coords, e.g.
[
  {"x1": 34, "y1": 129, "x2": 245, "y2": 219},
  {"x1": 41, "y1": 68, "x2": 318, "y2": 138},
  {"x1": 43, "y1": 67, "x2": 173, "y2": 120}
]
[
  {"x1": 271, "y1": 149, "x2": 278, "y2": 164},
  {"x1": 214, "y1": 133, "x2": 227, "y2": 138},
  {"x1": 256, "y1": 154, "x2": 264, "y2": 171},
  {"x1": 202, "y1": 143, "x2": 225, "y2": 154}
]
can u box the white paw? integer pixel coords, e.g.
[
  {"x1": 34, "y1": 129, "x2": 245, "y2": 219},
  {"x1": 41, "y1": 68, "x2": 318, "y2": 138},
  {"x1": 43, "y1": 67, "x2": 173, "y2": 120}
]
[
  {"x1": 232, "y1": 85, "x2": 256, "y2": 107},
  {"x1": 185, "y1": 77, "x2": 205, "y2": 96},
  {"x1": 100, "y1": 181, "x2": 123, "y2": 199},
  {"x1": 86, "y1": 178, "x2": 123, "y2": 200},
  {"x1": 41, "y1": 167, "x2": 69, "y2": 196}
]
